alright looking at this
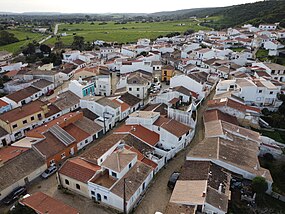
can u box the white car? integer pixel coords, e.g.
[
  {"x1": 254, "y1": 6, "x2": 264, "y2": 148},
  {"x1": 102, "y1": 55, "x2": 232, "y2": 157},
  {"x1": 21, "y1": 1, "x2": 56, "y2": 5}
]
[{"x1": 41, "y1": 165, "x2": 57, "y2": 178}]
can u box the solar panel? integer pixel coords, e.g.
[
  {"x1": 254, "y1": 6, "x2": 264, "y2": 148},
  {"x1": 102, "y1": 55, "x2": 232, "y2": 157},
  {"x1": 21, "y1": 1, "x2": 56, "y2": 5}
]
[{"x1": 49, "y1": 125, "x2": 75, "y2": 146}]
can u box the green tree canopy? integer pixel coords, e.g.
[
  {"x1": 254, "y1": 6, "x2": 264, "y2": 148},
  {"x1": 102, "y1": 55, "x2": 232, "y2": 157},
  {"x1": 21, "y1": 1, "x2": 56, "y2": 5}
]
[
  {"x1": 71, "y1": 36, "x2": 85, "y2": 51},
  {"x1": 0, "y1": 30, "x2": 19, "y2": 46},
  {"x1": 252, "y1": 176, "x2": 268, "y2": 194}
]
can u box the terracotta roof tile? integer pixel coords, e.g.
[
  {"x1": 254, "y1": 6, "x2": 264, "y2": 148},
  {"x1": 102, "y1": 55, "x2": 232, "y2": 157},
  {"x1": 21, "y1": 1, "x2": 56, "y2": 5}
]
[
  {"x1": 59, "y1": 158, "x2": 100, "y2": 183},
  {"x1": 21, "y1": 192, "x2": 79, "y2": 214},
  {"x1": 0, "y1": 146, "x2": 29, "y2": 164},
  {"x1": 114, "y1": 125, "x2": 159, "y2": 146}
]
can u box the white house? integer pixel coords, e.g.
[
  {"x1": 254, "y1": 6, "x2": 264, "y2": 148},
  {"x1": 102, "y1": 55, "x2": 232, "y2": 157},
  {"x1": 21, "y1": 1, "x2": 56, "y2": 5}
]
[
  {"x1": 259, "y1": 24, "x2": 277, "y2": 31},
  {"x1": 80, "y1": 96, "x2": 121, "y2": 132},
  {"x1": 252, "y1": 62, "x2": 285, "y2": 82},
  {"x1": 170, "y1": 72, "x2": 213, "y2": 99},
  {"x1": 126, "y1": 72, "x2": 152, "y2": 100}
]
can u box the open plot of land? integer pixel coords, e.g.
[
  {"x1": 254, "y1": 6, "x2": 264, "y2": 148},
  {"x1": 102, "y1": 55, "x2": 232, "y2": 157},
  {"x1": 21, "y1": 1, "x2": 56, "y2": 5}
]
[
  {"x1": 0, "y1": 29, "x2": 46, "y2": 53},
  {"x1": 46, "y1": 19, "x2": 209, "y2": 45}
]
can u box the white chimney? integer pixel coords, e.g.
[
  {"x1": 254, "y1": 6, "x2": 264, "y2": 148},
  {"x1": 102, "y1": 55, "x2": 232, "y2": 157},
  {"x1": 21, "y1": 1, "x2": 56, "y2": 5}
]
[{"x1": 202, "y1": 191, "x2": 206, "y2": 197}]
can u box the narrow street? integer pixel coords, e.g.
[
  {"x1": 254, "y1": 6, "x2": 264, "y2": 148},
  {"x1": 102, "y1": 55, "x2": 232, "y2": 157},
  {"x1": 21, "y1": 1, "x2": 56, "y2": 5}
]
[{"x1": 134, "y1": 89, "x2": 215, "y2": 214}]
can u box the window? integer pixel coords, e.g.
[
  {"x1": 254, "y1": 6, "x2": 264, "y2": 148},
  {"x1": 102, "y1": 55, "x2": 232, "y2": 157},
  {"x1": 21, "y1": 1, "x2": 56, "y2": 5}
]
[
  {"x1": 104, "y1": 196, "x2": 108, "y2": 200},
  {"x1": 12, "y1": 124, "x2": 17, "y2": 129},
  {"x1": 61, "y1": 153, "x2": 66, "y2": 159},
  {"x1": 65, "y1": 179, "x2": 69, "y2": 185},
  {"x1": 76, "y1": 184, "x2": 81, "y2": 190},
  {"x1": 91, "y1": 191, "x2": 95, "y2": 195},
  {"x1": 258, "y1": 90, "x2": 262, "y2": 93},
  {"x1": 179, "y1": 137, "x2": 182, "y2": 141},
  {"x1": 137, "y1": 88, "x2": 140, "y2": 91},
  {"x1": 129, "y1": 163, "x2": 132, "y2": 169},
  {"x1": 270, "y1": 91, "x2": 274, "y2": 95},
  {"x1": 31, "y1": 116, "x2": 35, "y2": 121},
  {"x1": 186, "y1": 131, "x2": 189, "y2": 136},
  {"x1": 37, "y1": 113, "x2": 42, "y2": 119},
  {"x1": 111, "y1": 171, "x2": 117, "y2": 178},
  {"x1": 23, "y1": 120, "x2": 27, "y2": 124},
  {"x1": 137, "y1": 94, "x2": 140, "y2": 98},
  {"x1": 85, "y1": 139, "x2": 88, "y2": 143},
  {"x1": 129, "y1": 87, "x2": 132, "y2": 91}
]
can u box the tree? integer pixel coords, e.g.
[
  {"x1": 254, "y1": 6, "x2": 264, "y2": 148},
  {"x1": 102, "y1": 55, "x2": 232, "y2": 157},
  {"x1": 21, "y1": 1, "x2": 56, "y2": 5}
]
[
  {"x1": 252, "y1": 176, "x2": 268, "y2": 194},
  {"x1": 262, "y1": 108, "x2": 270, "y2": 116},
  {"x1": 40, "y1": 44, "x2": 51, "y2": 54},
  {"x1": 22, "y1": 43, "x2": 36, "y2": 56},
  {"x1": 71, "y1": 36, "x2": 85, "y2": 51},
  {"x1": 0, "y1": 30, "x2": 19, "y2": 46},
  {"x1": 184, "y1": 29, "x2": 195, "y2": 35}
]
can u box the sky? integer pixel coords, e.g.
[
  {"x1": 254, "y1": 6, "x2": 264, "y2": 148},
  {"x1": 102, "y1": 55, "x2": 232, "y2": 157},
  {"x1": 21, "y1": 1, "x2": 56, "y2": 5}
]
[{"x1": 0, "y1": 0, "x2": 262, "y2": 13}]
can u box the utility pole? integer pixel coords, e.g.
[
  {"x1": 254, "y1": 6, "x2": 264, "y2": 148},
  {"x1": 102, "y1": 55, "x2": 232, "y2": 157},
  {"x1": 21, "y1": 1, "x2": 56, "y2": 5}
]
[
  {"x1": 123, "y1": 178, "x2": 127, "y2": 214},
  {"x1": 142, "y1": 86, "x2": 145, "y2": 106}
]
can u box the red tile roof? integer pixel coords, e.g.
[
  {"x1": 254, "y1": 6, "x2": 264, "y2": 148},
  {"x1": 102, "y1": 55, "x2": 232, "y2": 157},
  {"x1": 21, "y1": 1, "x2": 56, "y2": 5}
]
[
  {"x1": 21, "y1": 192, "x2": 79, "y2": 214},
  {"x1": 114, "y1": 125, "x2": 159, "y2": 146},
  {"x1": 112, "y1": 99, "x2": 130, "y2": 112},
  {"x1": 63, "y1": 124, "x2": 90, "y2": 143},
  {"x1": 208, "y1": 98, "x2": 261, "y2": 113},
  {"x1": 59, "y1": 158, "x2": 100, "y2": 183},
  {"x1": 0, "y1": 99, "x2": 9, "y2": 108},
  {"x1": 169, "y1": 97, "x2": 180, "y2": 105},
  {"x1": 0, "y1": 146, "x2": 29, "y2": 163},
  {"x1": 204, "y1": 109, "x2": 239, "y2": 125},
  {"x1": 159, "y1": 119, "x2": 192, "y2": 137},
  {"x1": 26, "y1": 112, "x2": 82, "y2": 138}
]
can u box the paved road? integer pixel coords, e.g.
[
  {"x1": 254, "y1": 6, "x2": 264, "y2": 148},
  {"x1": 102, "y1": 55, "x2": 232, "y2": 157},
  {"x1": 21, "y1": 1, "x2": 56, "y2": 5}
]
[{"x1": 134, "y1": 90, "x2": 215, "y2": 214}]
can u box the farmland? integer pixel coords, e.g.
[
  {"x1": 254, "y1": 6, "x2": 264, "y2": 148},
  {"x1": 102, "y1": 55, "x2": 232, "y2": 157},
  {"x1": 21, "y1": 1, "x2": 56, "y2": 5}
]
[
  {"x1": 0, "y1": 29, "x2": 46, "y2": 54},
  {"x1": 46, "y1": 19, "x2": 209, "y2": 45}
]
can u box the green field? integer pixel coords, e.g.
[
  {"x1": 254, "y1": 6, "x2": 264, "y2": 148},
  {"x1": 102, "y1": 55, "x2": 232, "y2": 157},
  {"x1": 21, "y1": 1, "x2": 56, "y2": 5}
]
[
  {"x1": 0, "y1": 29, "x2": 46, "y2": 54},
  {"x1": 46, "y1": 20, "x2": 209, "y2": 45}
]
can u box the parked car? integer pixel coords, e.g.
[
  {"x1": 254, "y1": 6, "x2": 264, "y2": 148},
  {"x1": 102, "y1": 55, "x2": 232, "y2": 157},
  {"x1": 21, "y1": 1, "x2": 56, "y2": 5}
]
[
  {"x1": 46, "y1": 89, "x2": 54, "y2": 96},
  {"x1": 168, "y1": 172, "x2": 180, "y2": 189},
  {"x1": 2, "y1": 186, "x2": 27, "y2": 205},
  {"x1": 41, "y1": 165, "x2": 57, "y2": 178}
]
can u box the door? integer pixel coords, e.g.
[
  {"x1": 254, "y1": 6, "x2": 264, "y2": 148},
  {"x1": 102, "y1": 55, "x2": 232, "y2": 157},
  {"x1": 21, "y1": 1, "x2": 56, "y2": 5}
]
[
  {"x1": 2, "y1": 139, "x2": 7, "y2": 147},
  {"x1": 24, "y1": 177, "x2": 29, "y2": 186},
  {"x1": 97, "y1": 193, "x2": 102, "y2": 201}
]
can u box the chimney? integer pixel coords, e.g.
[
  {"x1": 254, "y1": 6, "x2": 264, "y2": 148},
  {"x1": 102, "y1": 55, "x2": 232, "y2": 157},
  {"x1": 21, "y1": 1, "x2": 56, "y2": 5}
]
[
  {"x1": 137, "y1": 167, "x2": 140, "y2": 173},
  {"x1": 202, "y1": 191, "x2": 206, "y2": 197},
  {"x1": 218, "y1": 183, "x2": 223, "y2": 194}
]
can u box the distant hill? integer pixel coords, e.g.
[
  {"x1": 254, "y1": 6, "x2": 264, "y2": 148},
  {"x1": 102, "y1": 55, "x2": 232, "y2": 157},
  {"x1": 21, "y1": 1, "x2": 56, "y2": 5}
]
[{"x1": 150, "y1": 0, "x2": 285, "y2": 29}]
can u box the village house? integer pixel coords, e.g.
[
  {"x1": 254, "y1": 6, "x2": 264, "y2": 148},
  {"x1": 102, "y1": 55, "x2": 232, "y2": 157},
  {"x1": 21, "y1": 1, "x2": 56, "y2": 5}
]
[
  {"x1": 0, "y1": 100, "x2": 60, "y2": 141},
  {"x1": 259, "y1": 24, "x2": 278, "y2": 31},
  {"x1": 207, "y1": 96, "x2": 261, "y2": 127},
  {"x1": 161, "y1": 65, "x2": 175, "y2": 83},
  {"x1": 170, "y1": 72, "x2": 215, "y2": 99},
  {"x1": 252, "y1": 62, "x2": 285, "y2": 82},
  {"x1": 0, "y1": 148, "x2": 46, "y2": 201},
  {"x1": 80, "y1": 96, "x2": 121, "y2": 132},
  {"x1": 0, "y1": 51, "x2": 12, "y2": 62},
  {"x1": 169, "y1": 160, "x2": 231, "y2": 214},
  {"x1": 50, "y1": 91, "x2": 80, "y2": 115},
  {"x1": 215, "y1": 78, "x2": 282, "y2": 108},
  {"x1": 2, "y1": 86, "x2": 42, "y2": 108}
]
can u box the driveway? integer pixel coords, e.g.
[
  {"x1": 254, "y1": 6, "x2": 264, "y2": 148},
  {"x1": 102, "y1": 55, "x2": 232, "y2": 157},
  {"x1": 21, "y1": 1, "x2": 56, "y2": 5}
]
[{"x1": 134, "y1": 90, "x2": 215, "y2": 214}]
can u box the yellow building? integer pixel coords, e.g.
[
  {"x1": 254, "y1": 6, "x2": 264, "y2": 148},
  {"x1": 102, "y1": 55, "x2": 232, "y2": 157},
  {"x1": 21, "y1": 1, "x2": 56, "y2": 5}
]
[
  {"x1": 0, "y1": 100, "x2": 50, "y2": 141},
  {"x1": 161, "y1": 65, "x2": 175, "y2": 83}
]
